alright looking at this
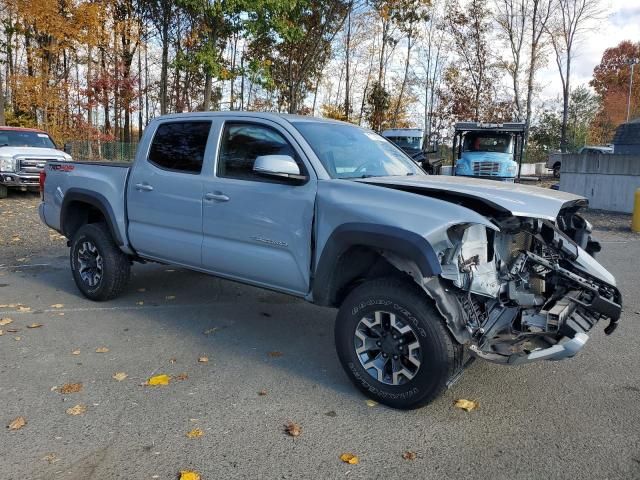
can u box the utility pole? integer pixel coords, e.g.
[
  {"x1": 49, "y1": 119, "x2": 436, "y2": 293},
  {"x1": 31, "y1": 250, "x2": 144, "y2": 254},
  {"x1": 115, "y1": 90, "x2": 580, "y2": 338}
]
[{"x1": 627, "y1": 59, "x2": 638, "y2": 123}]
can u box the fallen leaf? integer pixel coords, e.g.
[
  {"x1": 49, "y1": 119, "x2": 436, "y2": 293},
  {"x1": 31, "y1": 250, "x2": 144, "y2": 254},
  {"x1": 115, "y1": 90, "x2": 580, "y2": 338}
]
[
  {"x1": 179, "y1": 471, "x2": 200, "y2": 480},
  {"x1": 258, "y1": 389, "x2": 268, "y2": 396},
  {"x1": 6, "y1": 328, "x2": 19, "y2": 333},
  {"x1": 454, "y1": 399, "x2": 479, "y2": 412},
  {"x1": 42, "y1": 453, "x2": 59, "y2": 464},
  {"x1": 198, "y1": 356, "x2": 208, "y2": 363},
  {"x1": 402, "y1": 451, "x2": 417, "y2": 460},
  {"x1": 8, "y1": 416, "x2": 26, "y2": 430},
  {"x1": 146, "y1": 374, "x2": 171, "y2": 386},
  {"x1": 27, "y1": 323, "x2": 43, "y2": 329},
  {"x1": 186, "y1": 428, "x2": 204, "y2": 439},
  {"x1": 174, "y1": 372, "x2": 189, "y2": 381},
  {"x1": 203, "y1": 327, "x2": 218, "y2": 335},
  {"x1": 340, "y1": 453, "x2": 359, "y2": 465},
  {"x1": 71, "y1": 350, "x2": 80, "y2": 355},
  {"x1": 165, "y1": 295, "x2": 175, "y2": 300},
  {"x1": 14, "y1": 336, "x2": 20, "y2": 341},
  {"x1": 113, "y1": 372, "x2": 128, "y2": 382},
  {"x1": 325, "y1": 410, "x2": 337, "y2": 417},
  {"x1": 58, "y1": 313, "x2": 65, "y2": 316},
  {"x1": 0, "y1": 318, "x2": 12, "y2": 326},
  {"x1": 0, "y1": 330, "x2": 3, "y2": 336},
  {"x1": 17, "y1": 306, "x2": 31, "y2": 312},
  {"x1": 95, "y1": 347, "x2": 109, "y2": 353},
  {"x1": 59, "y1": 383, "x2": 83, "y2": 394},
  {"x1": 268, "y1": 351, "x2": 283, "y2": 358},
  {"x1": 66, "y1": 404, "x2": 87, "y2": 416},
  {"x1": 365, "y1": 399, "x2": 378, "y2": 407},
  {"x1": 169, "y1": 357, "x2": 177, "y2": 364},
  {"x1": 50, "y1": 304, "x2": 64, "y2": 309},
  {"x1": 284, "y1": 422, "x2": 302, "y2": 437}
]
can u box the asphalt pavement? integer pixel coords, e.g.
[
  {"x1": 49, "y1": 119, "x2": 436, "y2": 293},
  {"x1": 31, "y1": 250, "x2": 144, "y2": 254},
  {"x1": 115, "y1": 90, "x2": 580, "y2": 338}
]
[{"x1": 1, "y1": 192, "x2": 639, "y2": 480}]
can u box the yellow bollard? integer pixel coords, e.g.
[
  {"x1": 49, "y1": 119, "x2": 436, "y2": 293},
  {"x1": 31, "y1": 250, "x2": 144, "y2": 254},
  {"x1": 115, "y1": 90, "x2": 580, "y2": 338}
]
[{"x1": 633, "y1": 189, "x2": 640, "y2": 233}]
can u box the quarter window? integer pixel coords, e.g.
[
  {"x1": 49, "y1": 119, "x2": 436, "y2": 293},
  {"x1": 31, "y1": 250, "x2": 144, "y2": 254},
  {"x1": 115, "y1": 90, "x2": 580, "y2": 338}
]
[
  {"x1": 217, "y1": 123, "x2": 303, "y2": 182},
  {"x1": 148, "y1": 121, "x2": 211, "y2": 173}
]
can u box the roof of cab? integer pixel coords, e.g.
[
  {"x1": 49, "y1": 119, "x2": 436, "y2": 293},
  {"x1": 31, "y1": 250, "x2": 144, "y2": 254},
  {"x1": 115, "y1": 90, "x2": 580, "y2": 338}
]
[{"x1": 148, "y1": 111, "x2": 352, "y2": 126}]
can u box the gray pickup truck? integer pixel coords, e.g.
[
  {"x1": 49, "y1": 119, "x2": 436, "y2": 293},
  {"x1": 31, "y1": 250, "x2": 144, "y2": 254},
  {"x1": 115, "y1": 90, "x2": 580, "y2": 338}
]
[{"x1": 39, "y1": 112, "x2": 622, "y2": 409}]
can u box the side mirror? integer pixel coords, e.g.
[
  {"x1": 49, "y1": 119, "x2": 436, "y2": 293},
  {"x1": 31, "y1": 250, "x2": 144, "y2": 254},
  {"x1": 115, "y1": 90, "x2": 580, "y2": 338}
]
[
  {"x1": 63, "y1": 142, "x2": 72, "y2": 154},
  {"x1": 253, "y1": 155, "x2": 307, "y2": 182}
]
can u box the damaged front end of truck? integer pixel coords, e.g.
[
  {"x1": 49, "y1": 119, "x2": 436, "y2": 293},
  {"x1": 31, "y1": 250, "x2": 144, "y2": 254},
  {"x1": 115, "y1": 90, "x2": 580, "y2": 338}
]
[{"x1": 420, "y1": 209, "x2": 622, "y2": 365}]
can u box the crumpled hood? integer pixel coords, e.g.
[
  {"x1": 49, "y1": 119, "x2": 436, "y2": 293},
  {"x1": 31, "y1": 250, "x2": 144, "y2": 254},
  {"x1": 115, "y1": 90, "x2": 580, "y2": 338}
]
[
  {"x1": 0, "y1": 146, "x2": 70, "y2": 160},
  {"x1": 354, "y1": 175, "x2": 587, "y2": 221}
]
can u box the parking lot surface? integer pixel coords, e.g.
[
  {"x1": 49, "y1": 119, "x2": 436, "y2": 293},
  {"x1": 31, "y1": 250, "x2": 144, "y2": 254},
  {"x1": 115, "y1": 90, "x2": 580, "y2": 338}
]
[{"x1": 1, "y1": 192, "x2": 639, "y2": 480}]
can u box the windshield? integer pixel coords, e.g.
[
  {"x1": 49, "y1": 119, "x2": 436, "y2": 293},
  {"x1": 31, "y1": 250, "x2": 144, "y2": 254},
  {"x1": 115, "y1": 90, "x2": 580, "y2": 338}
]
[
  {"x1": 463, "y1": 133, "x2": 512, "y2": 154},
  {"x1": 292, "y1": 122, "x2": 423, "y2": 179},
  {"x1": 0, "y1": 130, "x2": 56, "y2": 149},
  {"x1": 385, "y1": 136, "x2": 423, "y2": 152}
]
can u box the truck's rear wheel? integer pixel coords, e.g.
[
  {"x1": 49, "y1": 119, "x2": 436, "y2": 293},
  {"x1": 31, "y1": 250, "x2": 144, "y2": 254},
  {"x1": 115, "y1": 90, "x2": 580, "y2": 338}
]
[
  {"x1": 70, "y1": 223, "x2": 130, "y2": 301},
  {"x1": 335, "y1": 277, "x2": 462, "y2": 409}
]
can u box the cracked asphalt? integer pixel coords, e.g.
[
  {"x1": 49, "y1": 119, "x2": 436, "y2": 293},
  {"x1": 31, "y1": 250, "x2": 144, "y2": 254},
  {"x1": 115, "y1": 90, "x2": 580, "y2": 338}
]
[{"x1": 1, "y1": 191, "x2": 639, "y2": 480}]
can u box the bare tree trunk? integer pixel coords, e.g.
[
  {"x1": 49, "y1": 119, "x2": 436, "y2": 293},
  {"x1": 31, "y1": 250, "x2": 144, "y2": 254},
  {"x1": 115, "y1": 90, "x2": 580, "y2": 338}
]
[
  {"x1": 392, "y1": 28, "x2": 414, "y2": 127},
  {"x1": 0, "y1": 68, "x2": 5, "y2": 126},
  {"x1": 203, "y1": 73, "x2": 212, "y2": 111},
  {"x1": 160, "y1": 21, "x2": 169, "y2": 115},
  {"x1": 344, "y1": 4, "x2": 352, "y2": 121}
]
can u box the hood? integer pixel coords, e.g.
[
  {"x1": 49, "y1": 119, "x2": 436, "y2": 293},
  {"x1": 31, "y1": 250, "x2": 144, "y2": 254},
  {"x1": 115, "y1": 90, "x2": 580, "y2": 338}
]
[
  {"x1": 354, "y1": 175, "x2": 587, "y2": 221},
  {"x1": 0, "y1": 146, "x2": 70, "y2": 160}
]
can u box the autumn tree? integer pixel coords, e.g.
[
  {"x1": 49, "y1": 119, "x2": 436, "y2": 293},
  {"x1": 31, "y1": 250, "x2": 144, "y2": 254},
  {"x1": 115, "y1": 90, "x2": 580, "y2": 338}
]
[
  {"x1": 444, "y1": 0, "x2": 493, "y2": 122},
  {"x1": 247, "y1": 0, "x2": 350, "y2": 113},
  {"x1": 589, "y1": 40, "x2": 640, "y2": 142}
]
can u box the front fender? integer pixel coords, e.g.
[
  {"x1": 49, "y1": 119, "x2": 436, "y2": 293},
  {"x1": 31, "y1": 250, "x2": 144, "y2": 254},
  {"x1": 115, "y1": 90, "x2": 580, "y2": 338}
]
[{"x1": 312, "y1": 223, "x2": 442, "y2": 306}]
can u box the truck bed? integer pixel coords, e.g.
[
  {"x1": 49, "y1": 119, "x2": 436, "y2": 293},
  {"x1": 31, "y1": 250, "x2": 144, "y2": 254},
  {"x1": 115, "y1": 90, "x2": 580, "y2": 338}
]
[{"x1": 40, "y1": 161, "x2": 131, "y2": 245}]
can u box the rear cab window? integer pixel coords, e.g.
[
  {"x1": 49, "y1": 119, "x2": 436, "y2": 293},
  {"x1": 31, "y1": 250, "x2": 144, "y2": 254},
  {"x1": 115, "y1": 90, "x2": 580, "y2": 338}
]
[{"x1": 148, "y1": 121, "x2": 212, "y2": 174}]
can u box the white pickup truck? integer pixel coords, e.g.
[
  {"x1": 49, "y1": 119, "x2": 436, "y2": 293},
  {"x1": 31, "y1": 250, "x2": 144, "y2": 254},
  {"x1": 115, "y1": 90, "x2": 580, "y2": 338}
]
[
  {"x1": 39, "y1": 112, "x2": 622, "y2": 409},
  {"x1": 0, "y1": 126, "x2": 72, "y2": 197}
]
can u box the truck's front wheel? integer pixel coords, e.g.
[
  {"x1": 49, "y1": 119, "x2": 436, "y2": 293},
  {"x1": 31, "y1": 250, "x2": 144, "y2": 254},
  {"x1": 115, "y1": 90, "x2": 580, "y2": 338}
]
[
  {"x1": 70, "y1": 223, "x2": 130, "y2": 301},
  {"x1": 335, "y1": 278, "x2": 462, "y2": 409}
]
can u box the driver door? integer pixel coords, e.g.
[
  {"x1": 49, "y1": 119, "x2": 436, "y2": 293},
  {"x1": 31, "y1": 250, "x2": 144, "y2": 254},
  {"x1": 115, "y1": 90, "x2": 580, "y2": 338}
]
[{"x1": 201, "y1": 119, "x2": 317, "y2": 295}]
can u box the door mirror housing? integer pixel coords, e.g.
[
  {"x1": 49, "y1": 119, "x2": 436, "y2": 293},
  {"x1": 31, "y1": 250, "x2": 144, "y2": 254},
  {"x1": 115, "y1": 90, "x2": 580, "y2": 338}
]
[{"x1": 253, "y1": 155, "x2": 307, "y2": 182}]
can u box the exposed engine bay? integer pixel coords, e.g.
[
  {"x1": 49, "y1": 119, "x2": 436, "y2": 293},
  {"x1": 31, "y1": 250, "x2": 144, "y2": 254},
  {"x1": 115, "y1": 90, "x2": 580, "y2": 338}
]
[{"x1": 424, "y1": 210, "x2": 622, "y2": 365}]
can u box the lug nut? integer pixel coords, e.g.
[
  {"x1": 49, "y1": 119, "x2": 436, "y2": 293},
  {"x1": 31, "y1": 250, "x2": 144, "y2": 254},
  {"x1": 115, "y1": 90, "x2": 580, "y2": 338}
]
[
  {"x1": 393, "y1": 355, "x2": 398, "y2": 360},
  {"x1": 376, "y1": 341, "x2": 381, "y2": 346}
]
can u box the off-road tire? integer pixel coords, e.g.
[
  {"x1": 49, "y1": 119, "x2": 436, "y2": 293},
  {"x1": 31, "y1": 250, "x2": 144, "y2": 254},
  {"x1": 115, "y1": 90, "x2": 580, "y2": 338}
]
[
  {"x1": 0, "y1": 184, "x2": 8, "y2": 198},
  {"x1": 335, "y1": 277, "x2": 462, "y2": 409},
  {"x1": 70, "y1": 223, "x2": 130, "y2": 301}
]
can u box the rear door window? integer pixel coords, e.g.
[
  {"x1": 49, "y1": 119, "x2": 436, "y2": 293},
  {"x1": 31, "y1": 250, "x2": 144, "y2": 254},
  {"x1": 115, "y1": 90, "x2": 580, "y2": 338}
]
[{"x1": 148, "y1": 121, "x2": 212, "y2": 173}]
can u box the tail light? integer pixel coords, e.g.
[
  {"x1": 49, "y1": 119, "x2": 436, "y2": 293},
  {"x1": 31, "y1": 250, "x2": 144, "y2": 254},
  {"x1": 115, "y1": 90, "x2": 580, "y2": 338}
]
[{"x1": 39, "y1": 170, "x2": 46, "y2": 200}]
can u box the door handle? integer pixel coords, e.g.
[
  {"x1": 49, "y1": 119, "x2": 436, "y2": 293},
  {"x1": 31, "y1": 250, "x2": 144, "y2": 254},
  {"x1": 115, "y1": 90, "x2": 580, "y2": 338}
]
[
  {"x1": 135, "y1": 183, "x2": 154, "y2": 192},
  {"x1": 204, "y1": 192, "x2": 230, "y2": 202}
]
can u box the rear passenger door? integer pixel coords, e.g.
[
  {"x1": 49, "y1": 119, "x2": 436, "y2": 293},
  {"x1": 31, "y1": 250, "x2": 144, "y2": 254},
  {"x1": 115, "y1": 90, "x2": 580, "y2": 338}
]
[{"x1": 127, "y1": 120, "x2": 213, "y2": 267}]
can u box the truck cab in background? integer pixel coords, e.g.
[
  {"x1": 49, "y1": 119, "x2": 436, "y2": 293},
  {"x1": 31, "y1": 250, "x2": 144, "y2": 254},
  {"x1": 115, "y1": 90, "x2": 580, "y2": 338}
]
[
  {"x1": 0, "y1": 126, "x2": 73, "y2": 198},
  {"x1": 452, "y1": 122, "x2": 525, "y2": 182},
  {"x1": 381, "y1": 128, "x2": 442, "y2": 174}
]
